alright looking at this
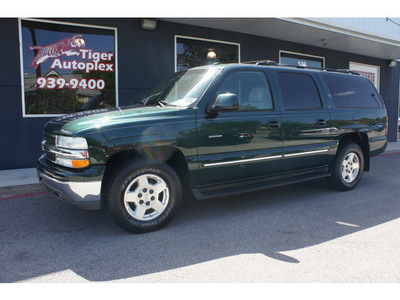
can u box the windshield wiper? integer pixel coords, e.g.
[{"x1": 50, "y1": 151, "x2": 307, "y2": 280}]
[
  {"x1": 157, "y1": 99, "x2": 169, "y2": 107},
  {"x1": 137, "y1": 92, "x2": 168, "y2": 107}
]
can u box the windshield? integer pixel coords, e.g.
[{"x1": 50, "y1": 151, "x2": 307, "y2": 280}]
[{"x1": 139, "y1": 67, "x2": 220, "y2": 107}]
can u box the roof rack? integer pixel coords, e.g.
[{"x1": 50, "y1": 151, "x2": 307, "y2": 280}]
[
  {"x1": 241, "y1": 60, "x2": 360, "y2": 75},
  {"x1": 242, "y1": 60, "x2": 279, "y2": 66},
  {"x1": 295, "y1": 65, "x2": 361, "y2": 75}
]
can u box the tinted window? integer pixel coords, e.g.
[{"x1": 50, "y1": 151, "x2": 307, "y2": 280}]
[
  {"x1": 321, "y1": 73, "x2": 381, "y2": 108},
  {"x1": 277, "y1": 72, "x2": 322, "y2": 110},
  {"x1": 216, "y1": 71, "x2": 274, "y2": 110}
]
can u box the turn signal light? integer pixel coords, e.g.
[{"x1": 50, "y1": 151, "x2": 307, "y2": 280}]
[{"x1": 71, "y1": 159, "x2": 90, "y2": 168}]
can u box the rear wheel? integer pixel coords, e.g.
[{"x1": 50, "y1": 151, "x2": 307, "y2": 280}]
[
  {"x1": 326, "y1": 143, "x2": 364, "y2": 191},
  {"x1": 107, "y1": 160, "x2": 182, "y2": 233}
]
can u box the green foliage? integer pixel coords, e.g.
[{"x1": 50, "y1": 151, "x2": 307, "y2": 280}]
[
  {"x1": 177, "y1": 43, "x2": 238, "y2": 71},
  {"x1": 26, "y1": 89, "x2": 84, "y2": 114}
]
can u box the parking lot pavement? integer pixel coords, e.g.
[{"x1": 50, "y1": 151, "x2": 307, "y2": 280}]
[{"x1": 1, "y1": 153, "x2": 400, "y2": 283}]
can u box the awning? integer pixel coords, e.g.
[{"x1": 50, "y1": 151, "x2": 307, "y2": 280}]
[{"x1": 161, "y1": 18, "x2": 400, "y2": 61}]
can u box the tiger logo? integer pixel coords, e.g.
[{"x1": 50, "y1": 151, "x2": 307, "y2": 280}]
[{"x1": 29, "y1": 35, "x2": 85, "y2": 69}]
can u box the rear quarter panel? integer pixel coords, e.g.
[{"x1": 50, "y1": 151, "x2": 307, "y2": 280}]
[{"x1": 315, "y1": 72, "x2": 387, "y2": 157}]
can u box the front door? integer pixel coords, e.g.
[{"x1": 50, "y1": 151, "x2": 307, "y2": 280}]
[{"x1": 197, "y1": 70, "x2": 283, "y2": 185}]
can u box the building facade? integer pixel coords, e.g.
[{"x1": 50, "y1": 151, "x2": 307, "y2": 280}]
[{"x1": 1, "y1": 17, "x2": 399, "y2": 170}]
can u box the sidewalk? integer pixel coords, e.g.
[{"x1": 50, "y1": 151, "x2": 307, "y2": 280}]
[
  {"x1": 384, "y1": 141, "x2": 400, "y2": 153},
  {"x1": 1, "y1": 141, "x2": 400, "y2": 199},
  {"x1": 0, "y1": 167, "x2": 47, "y2": 198}
]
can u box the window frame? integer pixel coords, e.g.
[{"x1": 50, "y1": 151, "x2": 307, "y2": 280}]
[
  {"x1": 174, "y1": 35, "x2": 241, "y2": 73},
  {"x1": 18, "y1": 18, "x2": 119, "y2": 118},
  {"x1": 279, "y1": 50, "x2": 325, "y2": 69}
]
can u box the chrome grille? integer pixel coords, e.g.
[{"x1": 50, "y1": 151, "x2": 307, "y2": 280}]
[
  {"x1": 45, "y1": 150, "x2": 56, "y2": 162},
  {"x1": 44, "y1": 134, "x2": 56, "y2": 163},
  {"x1": 45, "y1": 134, "x2": 56, "y2": 146}
]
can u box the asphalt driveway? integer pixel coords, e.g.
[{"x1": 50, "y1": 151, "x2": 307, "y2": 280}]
[{"x1": 1, "y1": 152, "x2": 400, "y2": 283}]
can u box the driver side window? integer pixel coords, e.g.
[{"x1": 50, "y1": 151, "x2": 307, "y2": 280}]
[{"x1": 216, "y1": 71, "x2": 274, "y2": 110}]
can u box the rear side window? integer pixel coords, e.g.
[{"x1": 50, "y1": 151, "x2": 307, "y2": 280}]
[
  {"x1": 277, "y1": 72, "x2": 322, "y2": 110},
  {"x1": 321, "y1": 73, "x2": 381, "y2": 108}
]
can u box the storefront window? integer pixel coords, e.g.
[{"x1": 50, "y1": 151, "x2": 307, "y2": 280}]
[
  {"x1": 19, "y1": 19, "x2": 117, "y2": 116},
  {"x1": 176, "y1": 36, "x2": 240, "y2": 72},
  {"x1": 280, "y1": 51, "x2": 325, "y2": 69}
]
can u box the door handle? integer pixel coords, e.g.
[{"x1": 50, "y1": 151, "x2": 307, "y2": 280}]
[
  {"x1": 316, "y1": 119, "x2": 326, "y2": 126},
  {"x1": 268, "y1": 120, "x2": 281, "y2": 129}
]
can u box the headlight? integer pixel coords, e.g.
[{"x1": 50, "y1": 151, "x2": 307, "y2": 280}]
[
  {"x1": 43, "y1": 135, "x2": 90, "y2": 169},
  {"x1": 56, "y1": 136, "x2": 88, "y2": 149}
]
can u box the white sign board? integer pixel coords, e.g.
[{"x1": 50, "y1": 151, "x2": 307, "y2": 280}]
[{"x1": 349, "y1": 62, "x2": 380, "y2": 91}]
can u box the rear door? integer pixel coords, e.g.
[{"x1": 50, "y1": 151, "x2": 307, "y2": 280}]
[{"x1": 274, "y1": 70, "x2": 332, "y2": 172}]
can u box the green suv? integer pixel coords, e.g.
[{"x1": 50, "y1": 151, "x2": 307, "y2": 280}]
[{"x1": 37, "y1": 62, "x2": 388, "y2": 233}]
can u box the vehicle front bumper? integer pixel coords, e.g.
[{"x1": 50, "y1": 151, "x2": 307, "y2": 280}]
[{"x1": 37, "y1": 155, "x2": 105, "y2": 210}]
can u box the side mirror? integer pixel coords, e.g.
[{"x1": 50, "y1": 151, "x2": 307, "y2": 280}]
[{"x1": 209, "y1": 93, "x2": 239, "y2": 112}]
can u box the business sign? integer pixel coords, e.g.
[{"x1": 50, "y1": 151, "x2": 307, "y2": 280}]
[
  {"x1": 349, "y1": 62, "x2": 380, "y2": 91},
  {"x1": 279, "y1": 51, "x2": 325, "y2": 69},
  {"x1": 19, "y1": 19, "x2": 118, "y2": 117}
]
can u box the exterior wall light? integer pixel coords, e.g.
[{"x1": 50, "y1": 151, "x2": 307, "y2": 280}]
[
  {"x1": 387, "y1": 60, "x2": 397, "y2": 68},
  {"x1": 207, "y1": 49, "x2": 218, "y2": 64},
  {"x1": 207, "y1": 49, "x2": 217, "y2": 60},
  {"x1": 140, "y1": 19, "x2": 157, "y2": 30}
]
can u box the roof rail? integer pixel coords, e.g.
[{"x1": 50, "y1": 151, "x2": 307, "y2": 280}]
[
  {"x1": 295, "y1": 65, "x2": 361, "y2": 75},
  {"x1": 241, "y1": 60, "x2": 360, "y2": 75},
  {"x1": 242, "y1": 60, "x2": 278, "y2": 65}
]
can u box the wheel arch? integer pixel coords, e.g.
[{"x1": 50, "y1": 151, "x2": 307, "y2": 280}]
[
  {"x1": 101, "y1": 146, "x2": 190, "y2": 208},
  {"x1": 336, "y1": 132, "x2": 370, "y2": 171}
]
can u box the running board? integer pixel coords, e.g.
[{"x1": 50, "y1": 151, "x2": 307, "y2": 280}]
[{"x1": 192, "y1": 170, "x2": 330, "y2": 200}]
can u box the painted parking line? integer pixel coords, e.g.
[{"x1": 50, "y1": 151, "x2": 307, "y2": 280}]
[
  {"x1": 379, "y1": 152, "x2": 400, "y2": 157},
  {"x1": 0, "y1": 191, "x2": 50, "y2": 201}
]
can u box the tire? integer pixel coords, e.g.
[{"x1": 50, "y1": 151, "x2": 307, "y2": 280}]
[
  {"x1": 107, "y1": 160, "x2": 182, "y2": 233},
  {"x1": 326, "y1": 143, "x2": 364, "y2": 191}
]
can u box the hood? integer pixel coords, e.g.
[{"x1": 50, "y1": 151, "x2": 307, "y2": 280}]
[{"x1": 44, "y1": 105, "x2": 179, "y2": 136}]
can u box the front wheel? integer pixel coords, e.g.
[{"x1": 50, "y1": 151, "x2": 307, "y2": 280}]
[
  {"x1": 326, "y1": 143, "x2": 364, "y2": 191},
  {"x1": 107, "y1": 161, "x2": 182, "y2": 233}
]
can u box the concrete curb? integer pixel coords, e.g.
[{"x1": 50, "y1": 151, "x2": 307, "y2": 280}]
[{"x1": 0, "y1": 184, "x2": 48, "y2": 199}]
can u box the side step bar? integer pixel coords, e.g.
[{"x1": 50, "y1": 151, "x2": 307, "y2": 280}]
[{"x1": 192, "y1": 170, "x2": 330, "y2": 200}]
